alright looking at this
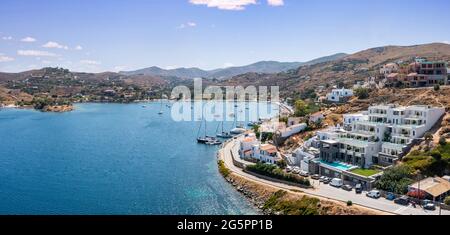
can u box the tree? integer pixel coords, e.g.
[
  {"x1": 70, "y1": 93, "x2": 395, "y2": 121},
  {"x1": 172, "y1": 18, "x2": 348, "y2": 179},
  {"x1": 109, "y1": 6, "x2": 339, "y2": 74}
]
[
  {"x1": 375, "y1": 165, "x2": 413, "y2": 194},
  {"x1": 439, "y1": 136, "x2": 447, "y2": 146},
  {"x1": 294, "y1": 100, "x2": 308, "y2": 117},
  {"x1": 434, "y1": 84, "x2": 440, "y2": 91},
  {"x1": 445, "y1": 196, "x2": 450, "y2": 206},
  {"x1": 354, "y1": 87, "x2": 370, "y2": 99},
  {"x1": 424, "y1": 132, "x2": 434, "y2": 150}
]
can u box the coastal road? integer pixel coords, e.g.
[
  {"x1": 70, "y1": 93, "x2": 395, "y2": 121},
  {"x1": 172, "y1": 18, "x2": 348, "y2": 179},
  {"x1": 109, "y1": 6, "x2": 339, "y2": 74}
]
[{"x1": 219, "y1": 137, "x2": 450, "y2": 215}]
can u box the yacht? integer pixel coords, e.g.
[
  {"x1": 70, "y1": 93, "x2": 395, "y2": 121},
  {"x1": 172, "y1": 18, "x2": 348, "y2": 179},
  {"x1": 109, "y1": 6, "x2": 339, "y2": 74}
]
[
  {"x1": 216, "y1": 122, "x2": 233, "y2": 139},
  {"x1": 230, "y1": 127, "x2": 246, "y2": 135}
]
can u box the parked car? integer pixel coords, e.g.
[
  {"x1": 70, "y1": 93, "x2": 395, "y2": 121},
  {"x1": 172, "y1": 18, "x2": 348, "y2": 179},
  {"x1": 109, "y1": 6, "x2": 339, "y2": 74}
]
[
  {"x1": 394, "y1": 196, "x2": 409, "y2": 205},
  {"x1": 330, "y1": 178, "x2": 343, "y2": 188},
  {"x1": 366, "y1": 190, "x2": 381, "y2": 199},
  {"x1": 424, "y1": 203, "x2": 436, "y2": 211},
  {"x1": 341, "y1": 184, "x2": 353, "y2": 191},
  {"x1": 323, "y1": 177, "x2": 331, "y2": 184},
  {"x1": 299, "y1": 171, "x2": 309, "y2": 177},
  {"x1": 386, "y1": 193, "x2": 396, "y2": 201},
  {"x1": 355, "y1": 184, "x2": 363, "y2": 194},
  {"x1": 319, "y1": 176, "x2": 326, "y2": 182},
  {"x1": 286, "y1": 166, "x2": 292, "y2": 173},
  {"x1": 311, "y1": 174, "x2": 320, "y2": 180},
  {"x1": 292, "y1": 167, "x2": 301, "y2": 174}
]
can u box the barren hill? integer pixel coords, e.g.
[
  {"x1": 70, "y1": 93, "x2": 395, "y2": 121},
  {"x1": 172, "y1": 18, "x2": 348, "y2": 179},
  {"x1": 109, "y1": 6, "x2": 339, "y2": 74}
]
[{"x1": 222, "y1": 43, "x2": 450, "y2": 97}]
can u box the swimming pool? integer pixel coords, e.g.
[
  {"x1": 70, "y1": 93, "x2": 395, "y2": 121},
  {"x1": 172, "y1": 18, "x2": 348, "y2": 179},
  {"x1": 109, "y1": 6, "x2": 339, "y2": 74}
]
[{"x1": 319, "y1": 160, "x2": 355, "y2": 171}]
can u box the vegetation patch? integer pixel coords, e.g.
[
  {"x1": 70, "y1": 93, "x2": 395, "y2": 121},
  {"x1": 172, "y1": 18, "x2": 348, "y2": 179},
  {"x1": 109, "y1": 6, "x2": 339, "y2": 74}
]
[
  {"x1": 246, "y1": 162, "x2": 311, "y2": 186},
  {"x1": 218, "y1": 160, "x2": 230, "y2": 177},
  {"x1": 403, "y1": 143, "x2": 450, "y2": 176},
  {"x1": 375, "y1": 165, "x2": 414, "y2": 194},
  {"x1": 263, "y1": 190, "x2": 320, "y2": 215},
  {"x1": 294, "y1": 99, "x2": 320, "y2": 117},
  {"x1": 350, "y1": 168, "x2": 381, "y2": 177}
]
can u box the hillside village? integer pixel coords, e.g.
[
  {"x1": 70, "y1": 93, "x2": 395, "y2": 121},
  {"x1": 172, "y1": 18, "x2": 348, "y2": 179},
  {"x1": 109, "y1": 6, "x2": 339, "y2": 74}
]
[{"x1": 226, "y1": 52, "x2": 450, "y2": 214}]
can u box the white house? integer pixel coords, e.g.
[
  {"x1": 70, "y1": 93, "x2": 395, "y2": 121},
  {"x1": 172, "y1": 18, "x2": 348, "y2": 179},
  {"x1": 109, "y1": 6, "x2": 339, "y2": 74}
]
[
  {"x1": 287, "y1": 117, "x2": 302, "y2": 127},
  {"x1": 251, "y1": 144, "x2": 281, "y2": 164},
  {"x1": 380, "y1": 63, "x2": 399, "y2": 77},
  {"x1": 239, "y1": 134, "x2": 258, "y2": 159},
  {"x1": 278, "y1": 123, "x2": 307, "y2": 138},
  {"x1": 309, "y1": 112, "x2": 324, "y2": 123},
  {"x1": 326, "y1": 88, "x2": 353, "y2": 103}
]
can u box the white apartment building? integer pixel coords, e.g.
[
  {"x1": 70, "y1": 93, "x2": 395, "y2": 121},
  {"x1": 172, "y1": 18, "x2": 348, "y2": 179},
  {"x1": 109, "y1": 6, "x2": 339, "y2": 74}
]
[
  {"x1": 318, "y1": 104, "x2": 445, "y2": 168},
  {"x1": 343, "y1": 112, "x2": 368, "y2": 128},
  {"x1": 326, "y1": 88, "x2": 354, "y2": 103}
]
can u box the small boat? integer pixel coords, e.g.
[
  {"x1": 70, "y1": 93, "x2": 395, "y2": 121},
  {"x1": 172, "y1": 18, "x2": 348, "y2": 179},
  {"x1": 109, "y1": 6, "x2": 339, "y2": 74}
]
[
  {"x1": 217, "y1": 132, "x2": 233, "y2": 139},
  {"x1": 247, "y1": 121, "x2": 258, "y2": 127},
  {"x1": 230, "y1": 127, "x2": 246, "y2": 135},
  {"x1": 158, "y1": 97, "x2": 164, "y2": 115},
  {"x1": 142, "y1": 105, "x2": 147, "y2": 108},
  {"x1": 206, "y1": 139, "x2": 222, "y2": 145},
  {"x1": 216, "y1": 121, "x2": 232, "y2": 139}
]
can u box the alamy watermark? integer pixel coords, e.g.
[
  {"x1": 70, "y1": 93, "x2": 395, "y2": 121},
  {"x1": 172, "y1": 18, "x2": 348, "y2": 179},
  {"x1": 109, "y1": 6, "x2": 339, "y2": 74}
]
[{"x1": 169, "y1": 78, "x2": 281, "y2": 122}]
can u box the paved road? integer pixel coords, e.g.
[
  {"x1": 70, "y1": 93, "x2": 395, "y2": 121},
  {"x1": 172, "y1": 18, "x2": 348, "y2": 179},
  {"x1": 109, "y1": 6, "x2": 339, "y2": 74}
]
[{"x1": 219, "y1": 137, "x2": 450, "y2": 215}]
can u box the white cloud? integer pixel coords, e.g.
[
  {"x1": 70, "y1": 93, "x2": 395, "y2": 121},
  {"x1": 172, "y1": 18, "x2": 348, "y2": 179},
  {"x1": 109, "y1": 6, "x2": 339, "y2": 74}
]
[
  {"x1": 189, "y1": 0, "x2": 283, "y2": 10},
  {"x1": 178, "y1": 21, "x2": 197, "y2": 29},
  {"x1": 80, "y1": 60, "x2": 101, "y2": 65},
  {"x1": 41, "y1": 60, "x2": 53, "y2": 64},
  {"x1": 17, "y1": 50, "x2": 57, "y2": 57},
  {"x1": 113, "y1": 65, "x2": 128, "y2": 72},
  {"x1": 223, "y1": 62, "x2": 234, "y2": 68},
  {"x1": 20, "y1": 36, "x2": 36, "y2": 42},
  {"x1": 0, "y1": 54, "x2": 15, "y2": 62},
  {"x1": 2, "y1": 36, "x2": 13, "y2": 40},
  {"x1": 75, "y1": 45, "x2": 83, "y2": 50},
  {"x1": 42, "y1": 41, "x2": 69, "y2": 50},
  {"x1": 267, "y1": 0, "x2": 284, "y2": 6},
  {"x1": 189, "y1": 0, "x2": 256, "y2": 10},
  {"x1": 442, "y1": 41, "x2": 450, "y2": 44}
]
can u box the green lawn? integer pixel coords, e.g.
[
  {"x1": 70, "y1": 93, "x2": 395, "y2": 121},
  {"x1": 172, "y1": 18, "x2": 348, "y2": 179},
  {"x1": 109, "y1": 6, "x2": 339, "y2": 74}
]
[{"x1": 350, "y1": 168, "x2": 381, "y2": 177}]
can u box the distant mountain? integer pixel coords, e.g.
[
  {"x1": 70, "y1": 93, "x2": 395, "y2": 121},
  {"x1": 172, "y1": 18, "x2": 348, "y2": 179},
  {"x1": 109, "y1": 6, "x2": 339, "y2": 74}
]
[
  {"x1": 222, "y1": 43, "x2": 450, "y2": 96},
  {"x1": 120, "y1": 66, "x2": 209, "y2": 79},
  {"x1": 119, "y1": 53, "x2": 347, "y2": 80}
]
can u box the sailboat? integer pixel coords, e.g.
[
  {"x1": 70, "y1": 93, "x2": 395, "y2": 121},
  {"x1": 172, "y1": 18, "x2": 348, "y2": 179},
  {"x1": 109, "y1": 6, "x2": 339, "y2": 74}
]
[
  {"x1": 216, "y1": 121, "x2": 232, "y2": 139},
  {"x1": 158, "y1": 98, "x2": 163, "y2": 115},
  {"x1": 230, "y1": 115, "x2": 246, "y2": 135}
]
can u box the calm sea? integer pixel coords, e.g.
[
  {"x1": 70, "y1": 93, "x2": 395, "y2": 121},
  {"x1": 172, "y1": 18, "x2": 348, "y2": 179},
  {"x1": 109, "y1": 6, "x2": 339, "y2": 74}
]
[{"x1": 0, "y1": 102, "x2": 263, "y2": 215}]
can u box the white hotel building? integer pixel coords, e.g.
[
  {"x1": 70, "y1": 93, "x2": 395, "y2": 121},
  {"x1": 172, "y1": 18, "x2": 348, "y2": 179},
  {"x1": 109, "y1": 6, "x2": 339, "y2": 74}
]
[{"x1": 318, "y1": 104, "x2": 445, "y2": 168}]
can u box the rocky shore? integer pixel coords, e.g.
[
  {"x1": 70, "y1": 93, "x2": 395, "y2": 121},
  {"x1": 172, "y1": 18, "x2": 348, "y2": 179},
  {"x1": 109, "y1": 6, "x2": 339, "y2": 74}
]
[
  {"x1": 42, "y1": 105, "x2": 74, "y2": 113},
  {"x1": 223, "y1": 171, "x2": 388, "y2": 215}
]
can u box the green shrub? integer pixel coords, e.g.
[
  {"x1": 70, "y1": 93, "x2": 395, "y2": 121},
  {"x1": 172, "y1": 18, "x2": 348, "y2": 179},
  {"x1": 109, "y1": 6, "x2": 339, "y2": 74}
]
[
  {"x1": 347, "y1": 201, "x2": 353, "y2": 206},
  {"x1": 354, "y1": 87, "x2": 370, "y2": 99},
  {"x1": 434, "y1": 84, "x2": 440, "y2": 91},
  {"x1": 218, "y1": 160, "x2": 230, "y2": 177},
  {"x1": 445, "y1": 196, "x2": 450, "y2": 206},
  {"x1": 439, "y1": 136, "x2": 447, "y2": 146},
  {"x1": 375, "y1": 165, "x2": 414, "y2": 194},
  {"x1": 246, "y1": 162, "x2": 311, "y2": 186}
]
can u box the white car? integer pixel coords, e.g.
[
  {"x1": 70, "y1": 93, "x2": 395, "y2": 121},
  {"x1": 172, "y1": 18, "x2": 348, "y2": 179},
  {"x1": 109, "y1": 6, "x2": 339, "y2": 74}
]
[
  {"x1": 330, "y1": 178, "x2": 343, "y2": 188},
  {"x1": 286, "y1": 166, "x2": 293, "y2": 173},
  {"x1": 366, "y1": 190, "x2": 381, "y2": 199},
  {"x1": 292, "y1": 167, "x2": 301, "y2": 174}
]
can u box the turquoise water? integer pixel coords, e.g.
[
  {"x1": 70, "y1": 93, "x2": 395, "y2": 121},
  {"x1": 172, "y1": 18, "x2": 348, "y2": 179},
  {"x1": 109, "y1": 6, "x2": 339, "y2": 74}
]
[
  {"x1": 319, "y1": 160, "x2": 353, "y2": 171},
  {"x1": 0, "y1": 103, "x2": 259, "y2": 215}
]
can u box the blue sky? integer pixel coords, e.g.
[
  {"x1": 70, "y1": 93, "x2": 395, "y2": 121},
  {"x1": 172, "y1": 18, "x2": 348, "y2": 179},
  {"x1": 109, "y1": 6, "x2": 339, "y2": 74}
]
[{"x1": 1, "y1": 0, "x2": 450, "y2": 73}]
